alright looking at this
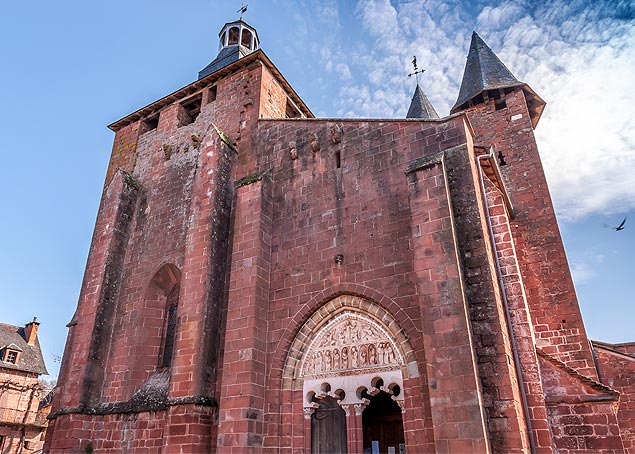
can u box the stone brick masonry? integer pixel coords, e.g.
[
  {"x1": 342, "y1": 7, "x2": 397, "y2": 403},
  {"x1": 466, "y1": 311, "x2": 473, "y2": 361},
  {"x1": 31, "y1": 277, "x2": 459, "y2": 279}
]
[{"x1": 45, "y1": 31, "x2": 634, "y2": 454}]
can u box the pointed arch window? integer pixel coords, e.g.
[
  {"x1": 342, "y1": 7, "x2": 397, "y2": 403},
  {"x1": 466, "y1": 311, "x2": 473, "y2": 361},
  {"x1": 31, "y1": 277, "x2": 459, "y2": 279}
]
[{"x1": 160, "y1": 285, "x2": 180, "y2": 368}]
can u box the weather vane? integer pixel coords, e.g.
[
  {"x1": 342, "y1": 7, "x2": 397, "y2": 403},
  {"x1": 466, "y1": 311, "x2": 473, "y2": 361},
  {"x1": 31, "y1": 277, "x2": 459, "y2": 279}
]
[
  {"x1": 237, "y1": 3, "x2": 248, "y2": 20},
  {"x1": 408, "y1": 56, "x2": 426, "y2": 84}
]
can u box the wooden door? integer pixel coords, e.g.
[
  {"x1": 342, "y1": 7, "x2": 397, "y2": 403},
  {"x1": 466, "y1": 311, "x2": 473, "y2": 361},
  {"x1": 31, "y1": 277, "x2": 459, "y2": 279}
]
[{"x1": 311, "y1": 396, "x2": 348, "y2": 453}]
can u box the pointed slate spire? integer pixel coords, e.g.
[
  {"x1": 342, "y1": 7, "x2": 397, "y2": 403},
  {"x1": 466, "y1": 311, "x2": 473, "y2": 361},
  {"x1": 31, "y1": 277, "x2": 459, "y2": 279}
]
[
  {"x1": 407, "y1": 84, "x2": 440, "y2": 119},
  {"x1": 451, "y1": 32, "x2": 523, "y2": 112},
  {"x1": 451, "y1": 32, "x2": 546, "y2": 127}
]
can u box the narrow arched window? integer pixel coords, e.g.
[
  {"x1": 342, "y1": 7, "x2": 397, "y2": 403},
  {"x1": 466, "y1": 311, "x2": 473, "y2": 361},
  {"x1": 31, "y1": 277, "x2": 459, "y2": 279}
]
[
  {"x1": 241, "y1": 28, "x2": 253, "y2": 49},
  {"x1": 160, "y1": 285, "x2": 180, "y2": 368},
  {"x1": 228, "y1": 27, "x2": 239, "y2": 45}
]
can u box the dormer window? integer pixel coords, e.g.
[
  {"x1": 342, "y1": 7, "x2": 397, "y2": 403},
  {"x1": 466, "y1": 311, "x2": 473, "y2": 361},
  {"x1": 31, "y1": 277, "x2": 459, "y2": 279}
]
[
  {"x1": 2, "y1": 346, "x2": 20, "y2": 364},
  {"x1": 6, "y1": 350, "x2": 18, "y2": 363}
]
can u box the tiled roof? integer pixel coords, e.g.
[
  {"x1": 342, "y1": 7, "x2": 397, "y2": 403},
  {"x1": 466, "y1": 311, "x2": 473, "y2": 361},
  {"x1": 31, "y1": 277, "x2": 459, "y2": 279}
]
[
  {"x1": 198, "y1": 45, "x2": 253, "y2": 79},
  {"x1": 537, "y1": 348, "x2": 619, "y2": 398},
  {"x1": 0, "y1": 323, "x2": 48, "y2": 375}
]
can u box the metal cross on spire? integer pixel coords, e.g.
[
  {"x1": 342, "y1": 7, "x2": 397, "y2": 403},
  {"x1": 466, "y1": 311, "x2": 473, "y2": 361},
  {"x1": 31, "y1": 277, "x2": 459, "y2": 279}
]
[
  {"x1": 237, "y1": 3, "x2": 248, "y2": 20},
  {"x1": 408, "y1": 55, "x2": 426, "y2": 85}
]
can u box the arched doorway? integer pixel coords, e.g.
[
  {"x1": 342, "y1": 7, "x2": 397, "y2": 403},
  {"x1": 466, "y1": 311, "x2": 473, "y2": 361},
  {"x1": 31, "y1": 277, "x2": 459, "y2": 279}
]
[
  {"x1": 291, "y1": 302, "x2": 413, "y2": 453},
  {"x1": 362, "y1": 383, "x2": 405, "y2": 454}
]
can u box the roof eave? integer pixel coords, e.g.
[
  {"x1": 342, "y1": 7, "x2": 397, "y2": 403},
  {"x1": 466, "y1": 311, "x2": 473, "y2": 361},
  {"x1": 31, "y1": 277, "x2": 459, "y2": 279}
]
[
  {"x1": 450, "y1": 81, "x2": 524, "y2": 113},
  {"x1": 522, "y1": 85, "x2": 546, "y2": 128},
  {"x1": 109, "y1": 49, "x2": 313, "y2": 132},
  {"x1": 450, "y1": 83, "x2": 546, "y2": 129}
]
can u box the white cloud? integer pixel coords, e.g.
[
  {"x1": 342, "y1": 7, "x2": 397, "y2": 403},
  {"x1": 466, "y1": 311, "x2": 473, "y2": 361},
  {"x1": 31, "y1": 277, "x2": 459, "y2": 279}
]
[
  {"x1": 327, "y1": 0, "x2": 635, "y2": 222},
  {"x1": 522, "y1": 20, "x2": 635, "y2": 221},
  {"x1": 570, "y1": 261, "x2": 596, "y2": 285},
  {"x1": 569, "y1": 252, "x2": 607, "y2": 286},
  {"x1": 316, "y1": 0, "x2": 340, "y2": 23},
  {"x1": 335, "y1": 62, "x2": 352, "y2": 80},
  {"x1": 294, "y1": 0, "x2": 633, "y2": 221}
]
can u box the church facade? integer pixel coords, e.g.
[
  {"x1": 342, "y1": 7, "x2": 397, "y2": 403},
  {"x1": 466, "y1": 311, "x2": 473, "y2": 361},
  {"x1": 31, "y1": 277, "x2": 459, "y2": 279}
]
[{"x1": 45, "y1": 18, "x2": 634, "y2": 453}]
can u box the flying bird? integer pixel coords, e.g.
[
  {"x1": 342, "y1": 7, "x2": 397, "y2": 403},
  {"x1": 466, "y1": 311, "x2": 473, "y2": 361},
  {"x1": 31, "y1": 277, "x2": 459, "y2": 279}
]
[
  {"x1": 613, "y1": 217, "x2": 627, "y2": 231},
  {"x1": 604, "y1": 217, "x2": 627, "y2": 231}
]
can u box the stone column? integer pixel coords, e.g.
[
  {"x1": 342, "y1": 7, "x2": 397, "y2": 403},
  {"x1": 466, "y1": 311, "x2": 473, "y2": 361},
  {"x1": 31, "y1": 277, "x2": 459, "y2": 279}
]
[
  {"x1": 217, "y1": 176, "x2": 273, "y2": 452},
  {"x1": 352, "y1": 402, "x2": 367, "y2": 453},
  {"x1": 164, "y1": 133, "x2": 235, "y2": 451}
]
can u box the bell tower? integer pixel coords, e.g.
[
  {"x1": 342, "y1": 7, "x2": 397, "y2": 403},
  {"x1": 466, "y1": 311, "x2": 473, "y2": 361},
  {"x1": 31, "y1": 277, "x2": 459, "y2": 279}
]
[{"x1": 199, "y1": 19, "x2": 260, "y2": 79}]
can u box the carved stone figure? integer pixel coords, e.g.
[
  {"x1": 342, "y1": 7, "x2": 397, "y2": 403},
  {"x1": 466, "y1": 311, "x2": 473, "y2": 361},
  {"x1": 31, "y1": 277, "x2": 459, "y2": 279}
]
[
  {"x1": 368, "y1": 344, "x2": 377, "y2": 365},
  {"x1": 309, "y1": 133, "x2": 320, "y2": 152},
  {"x1": 387, "y1": 345, "x2": 396, "y2": 363},
  {"x1": 351, "y1": 346, "x2": 358, "y2": 368},
  {"x1": 320, "y1": 329, "x2": 337, "y2": 347},
  {"x1": 330, "y1": 125, "x2": 342, "y2": 144},
  {"x1": 288, "y1": 141, "x2": 297, "y2": 160},
  {"x1": 341, "y1": 347, "x2": 349, "y2": 369}
]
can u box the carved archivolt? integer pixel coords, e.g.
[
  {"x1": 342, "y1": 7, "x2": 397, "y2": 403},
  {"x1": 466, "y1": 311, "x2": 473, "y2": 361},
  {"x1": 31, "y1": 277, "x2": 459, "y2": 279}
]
[{"x1": 300, "y1": 310, "x2": 406, "y2": 418}]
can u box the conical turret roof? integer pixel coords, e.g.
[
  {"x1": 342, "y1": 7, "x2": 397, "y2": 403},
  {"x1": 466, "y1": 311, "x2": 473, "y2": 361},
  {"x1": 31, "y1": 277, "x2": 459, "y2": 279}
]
[
  {"x1": 451, "y1": 32, "x2": 524, "y2": 112},
  {"x1": 451, "y1": 32, "x2": 546, "y2": 127},
  {"x1": 407, "y1": 84, "x2": 440, "y2": 119}
]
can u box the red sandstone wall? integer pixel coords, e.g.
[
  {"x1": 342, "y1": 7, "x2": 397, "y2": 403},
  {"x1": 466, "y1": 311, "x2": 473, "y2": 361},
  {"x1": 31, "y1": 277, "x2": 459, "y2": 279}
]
[
  {"x1": 47, "y1": 411, "x2": 168, "y2": 452},
  {"x1": 445, "y1": 146, "x2": 535, "y2": 453},
  {"x1": 595, "y1": 345, "x2": 635, "y2": 452},
  {"x1": 539, "y1": 349, "x2": 624, "y2": 453},
  {"x1": 105, "y1": 121, "x2": 141, "y2": 187},
  {"x1": 47, "y1": 60, "x2": 294, "y2": 452},
  {"x1": 460, "y1": 89, "x2": 597, "y2": 378},
  {"x1": 484, "y1": 177, "x2": 555, "y2": 453},
  {"x1": 217, "y1": 116, "x2": 512, "y2": 453},
  {"x1": 462, "y1": 91, "x2": 594, "y2": 374},
  {"x1": 47, "y1": 55, "x2": 635, "y2": 453}
]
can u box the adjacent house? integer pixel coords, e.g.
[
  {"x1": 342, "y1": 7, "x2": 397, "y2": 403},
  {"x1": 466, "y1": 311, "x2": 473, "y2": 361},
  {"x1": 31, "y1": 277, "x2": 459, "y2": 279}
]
[{"x1": 0, "y1": 319, "x2": 48, "y2": 453}]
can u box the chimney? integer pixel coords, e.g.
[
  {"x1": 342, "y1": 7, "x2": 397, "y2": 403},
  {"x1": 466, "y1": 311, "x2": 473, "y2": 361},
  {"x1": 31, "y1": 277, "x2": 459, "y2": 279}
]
[{"x1": 24, "y1": 317, "x2": 40, "y2": 345}]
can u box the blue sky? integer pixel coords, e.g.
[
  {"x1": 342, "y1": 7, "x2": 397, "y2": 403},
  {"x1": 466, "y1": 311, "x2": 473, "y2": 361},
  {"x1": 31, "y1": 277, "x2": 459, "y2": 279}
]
[{"x1": 0, "y1": 0, "x2": 633, "y2": 378}]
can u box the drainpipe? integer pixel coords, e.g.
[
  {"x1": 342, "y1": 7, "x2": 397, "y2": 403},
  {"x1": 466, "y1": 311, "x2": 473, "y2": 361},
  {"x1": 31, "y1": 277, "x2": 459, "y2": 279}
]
[{"x1": 476, "y1": 146, "x2": 536, "y2": 454}]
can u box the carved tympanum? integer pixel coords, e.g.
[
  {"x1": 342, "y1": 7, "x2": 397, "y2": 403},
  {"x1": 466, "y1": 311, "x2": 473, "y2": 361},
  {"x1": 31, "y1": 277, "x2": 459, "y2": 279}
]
[{"x1": 301, "y1": 313, "x2": 401, "y2": 377}]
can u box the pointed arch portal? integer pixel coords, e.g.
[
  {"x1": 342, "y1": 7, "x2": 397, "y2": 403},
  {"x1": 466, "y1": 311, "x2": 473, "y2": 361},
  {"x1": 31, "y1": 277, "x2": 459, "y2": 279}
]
[{"x1": 283, "y1": 295, "x2": 416, "y2": 454}]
